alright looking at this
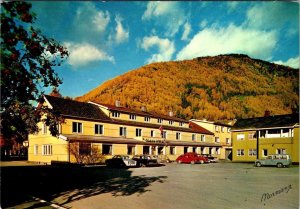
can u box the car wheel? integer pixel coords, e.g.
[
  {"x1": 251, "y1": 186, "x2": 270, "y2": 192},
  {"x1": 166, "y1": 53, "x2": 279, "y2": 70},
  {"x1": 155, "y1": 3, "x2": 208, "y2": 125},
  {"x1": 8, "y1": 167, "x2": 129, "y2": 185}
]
[
  {"x1": 255, "y1": 162, "x2": 261, "y2": 167},
  {"x1": 191, "y1": 161, "x2": 195, "y2": 164},
  {"x1": 199, "y1": 160, "x2": 204, "y2": 164},
  {"x1": 277, "y1": 163, "x2": 283, "y2": 168},
  {"x1": 178, "y1": 160, "x2": 182, "y2": 164}
]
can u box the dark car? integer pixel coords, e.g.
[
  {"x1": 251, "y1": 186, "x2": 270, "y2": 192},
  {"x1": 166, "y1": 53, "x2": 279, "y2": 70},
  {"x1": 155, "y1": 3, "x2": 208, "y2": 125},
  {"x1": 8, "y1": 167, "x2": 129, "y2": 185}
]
[
  {"x1": 105, "y1": 155, "x2": 137, "y2": 168},
  {"x1": 132, "y1": 154, "x2": 158, "y2": 167},
  {"x1": 176, "y1": 152, "x2": 209, "y2": 164}
]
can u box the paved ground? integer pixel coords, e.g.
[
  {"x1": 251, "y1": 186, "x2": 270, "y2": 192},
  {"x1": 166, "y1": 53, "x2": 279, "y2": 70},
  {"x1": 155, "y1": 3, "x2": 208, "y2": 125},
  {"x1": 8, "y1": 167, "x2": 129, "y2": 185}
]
[{"x1": 1, "y1": 161, "x2": 299, "y2": 209}]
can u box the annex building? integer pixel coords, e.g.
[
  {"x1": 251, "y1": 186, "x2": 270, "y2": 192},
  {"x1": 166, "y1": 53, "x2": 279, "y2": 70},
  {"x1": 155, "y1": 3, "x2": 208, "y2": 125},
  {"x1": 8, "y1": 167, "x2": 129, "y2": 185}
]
[
  {"x1": 29, "y1": 95, "x2": 224, "y2": 164},
  {"x1": 231, "y1": 113, "x2": 299, "y2": 163}
]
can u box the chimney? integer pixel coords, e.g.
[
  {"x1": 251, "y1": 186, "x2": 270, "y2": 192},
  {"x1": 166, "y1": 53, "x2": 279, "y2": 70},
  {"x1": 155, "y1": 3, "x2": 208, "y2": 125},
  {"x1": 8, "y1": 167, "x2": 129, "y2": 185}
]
[
  {"x1": 264, "y1": 110, "x2": 271, "y2": 117},
  {"x1": 115, "y1": 100, "x2": 121, "y2": 107},
  {"x1": 141, "y1": 106, "x2": 147, "y2": 112},
  {"x1": 169, "y1": 111, "x2": 173, "y2": 117}
]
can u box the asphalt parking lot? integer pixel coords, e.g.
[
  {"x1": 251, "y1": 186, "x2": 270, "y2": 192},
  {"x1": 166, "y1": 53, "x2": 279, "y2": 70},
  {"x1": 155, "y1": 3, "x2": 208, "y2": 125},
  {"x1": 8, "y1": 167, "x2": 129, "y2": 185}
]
[{"x1": 1, "y1": 161, "x2": 299, "y2": 209}]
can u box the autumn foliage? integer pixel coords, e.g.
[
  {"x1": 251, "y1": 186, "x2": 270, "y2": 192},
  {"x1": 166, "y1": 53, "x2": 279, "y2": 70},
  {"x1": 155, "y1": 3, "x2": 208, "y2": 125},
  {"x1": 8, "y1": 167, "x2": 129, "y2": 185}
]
[{"x1": 77, "y1": 54, "x2": 299, "y2": 121}]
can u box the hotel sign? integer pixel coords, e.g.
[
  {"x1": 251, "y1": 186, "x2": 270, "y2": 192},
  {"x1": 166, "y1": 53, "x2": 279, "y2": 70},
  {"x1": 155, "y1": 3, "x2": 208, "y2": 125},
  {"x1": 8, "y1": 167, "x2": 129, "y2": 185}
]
[{"x1": 143, "y1": 137, "x2": 166, "y2": 144}]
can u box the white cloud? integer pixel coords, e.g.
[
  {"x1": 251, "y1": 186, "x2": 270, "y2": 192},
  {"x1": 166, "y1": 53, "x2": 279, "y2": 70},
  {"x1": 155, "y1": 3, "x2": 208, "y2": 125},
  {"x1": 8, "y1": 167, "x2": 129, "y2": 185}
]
[
  {"x1": 114, "y1": 15, "x2": 129, "y2": 44},
  {"x1": 65, "y1": 42, "x2": 115, "y2": 67},
  {"x1": 142, "y1": 2, "x2": 187, "y2": 37},
  {"x1": 176, "y1": 24, "x2": 277, "y2": 61},
  {"x1": 141, "y1": 36, "x2": 175, "y2": 63},
  {"x1": 181, "y1": 22, "x2": 191, "y2": 41},
  {"x1": 93, "y1": 11, "x2": 110, "y2": 32},
  {"x1": 199, "y1": 20, "x2": 207, "y2": 28},
  {"x1": 274, "y1": 57, "x2": 299, "y2": 69}
]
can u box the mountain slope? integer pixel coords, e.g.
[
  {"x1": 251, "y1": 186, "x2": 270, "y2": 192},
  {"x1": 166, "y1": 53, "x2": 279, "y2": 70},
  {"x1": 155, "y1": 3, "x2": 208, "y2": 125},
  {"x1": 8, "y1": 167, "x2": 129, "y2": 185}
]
[{"x1": 77, "y1": 54, "x2": 299, "y2": 121}]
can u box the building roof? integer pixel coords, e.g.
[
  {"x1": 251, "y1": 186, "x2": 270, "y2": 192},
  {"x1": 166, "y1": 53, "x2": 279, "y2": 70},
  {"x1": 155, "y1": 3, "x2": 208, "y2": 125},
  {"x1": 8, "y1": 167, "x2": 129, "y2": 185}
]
[
  {"x1": 92, "y1": 101, "x2": 188, "y2": 123},
  {"x1": 231, "y1": 114, "x2": 299, "y2": 131},
  {"x1": 44, "y1": 95, "x2": 111, "y2": 121},
  {"x1": 189, "y1": 122, "x2": 214, "y2": 135}
]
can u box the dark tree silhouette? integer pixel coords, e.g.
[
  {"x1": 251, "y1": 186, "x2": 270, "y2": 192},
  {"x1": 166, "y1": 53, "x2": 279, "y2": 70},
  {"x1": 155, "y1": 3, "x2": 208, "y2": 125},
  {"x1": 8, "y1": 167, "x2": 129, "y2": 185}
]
[{"x1": 1, "y1": 2, "x2": 68, "y2": 142}]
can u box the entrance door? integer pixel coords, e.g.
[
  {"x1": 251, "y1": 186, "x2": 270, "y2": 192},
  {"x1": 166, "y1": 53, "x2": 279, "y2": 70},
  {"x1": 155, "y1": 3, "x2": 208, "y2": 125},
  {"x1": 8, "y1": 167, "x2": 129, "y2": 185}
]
[
  {"x1": 143, "y1": 146, "x2": 150, "y2": 154},
  {"x1": 225, "y1": 148, "x2": 232, "y2": 160},
  {"x1": 184, "y1": 147, "x2": 188, "y2": 153}
]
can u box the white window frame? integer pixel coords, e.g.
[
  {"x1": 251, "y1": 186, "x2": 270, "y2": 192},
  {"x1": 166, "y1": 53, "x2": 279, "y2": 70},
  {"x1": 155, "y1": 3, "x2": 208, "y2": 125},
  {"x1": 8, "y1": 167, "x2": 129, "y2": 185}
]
[
  {"x1": 237, "y1": 134, "x2": 245, "y2": 140},
  {"x1": 227, "y1": 127, "x2": 231, "y2": 133},
  {"x1": 248, "y1": 149, "x2": 257, "y2": 156},
  {"x1": 129, "y1": 114, "x2": 137, "y2": 120},
  {"x1": 42, "y1": 122, "x2": 47, "y2": 135},
  {"x1": 170, "y1": 146, "x2": 176, "y2": 155},
  {"x1": 237, "y1": 149, "x2": 244, "y2": 156},
  {"x1": 221, "y1": 127, "x2": 225, "y2": 132},
  {"x1": 157, "y1": 118, "x2": 163, "y2": 124},
  {"x1": 192, "y1": 134, "x2": 196, "y2": 141},
  {"x1": 112, "y1": 111, "x2": 120, "y2": 118},
  {"x1": 34, "y1": 144, "x2": 38, "y2": 155},
  {"x1": 201, "y1": 135, "x2": 205, "y2": 142},
  {"x1": 248, "y1": 132, "x2": 256, "y2": 140},
  {"x1": 276, "y1": 148, "x2": 287, "y2": 155},
  {"x1": 144, "y1": 116, "x2": 151, "y2": 122},
  {"x1": 72, "y1": 122, "x2": 83, "y2": 134},
  {"x1": 162, "y1": 131, "x2": 167, "y2": 139},
  {"x1": 215, "y1": 137, "x2": 220, "y2": 143},
  {"x1": 42, "y1": 144, "x2": 52, "y2": 156},
  {"x1": 120, "y1": 127, "x2": 127, "y2": 137},
  {"x1": 136, "y1": 128, "x2": 142, "y2": 137},
  {"x1": 216, "y1": 148, "x2": 221, "y2": 155},
  {"x1": 150, "y1": 130, "x2": 155, "y2": 137},
  {"x1": 169, "y1": 120, "x2": 174, "y2": 125},
  {"x1": 95, "y1": 124, "x2": 104, "y2": 135},
  {"x1": 262, "y1": 149, "x2": 268, "y2": 157},
  {"x1": 215, "y1": 126, "x2": 219, "y2": 132},
  {"x1": 176, "y1": 132, "x2": 181, "y2": 140},
  {"x1": 179, "y1": 122, "x2": 184, "y2": 127},
  {"x1": 226, "y1": 138, "x2": 230, "y2": 144}
]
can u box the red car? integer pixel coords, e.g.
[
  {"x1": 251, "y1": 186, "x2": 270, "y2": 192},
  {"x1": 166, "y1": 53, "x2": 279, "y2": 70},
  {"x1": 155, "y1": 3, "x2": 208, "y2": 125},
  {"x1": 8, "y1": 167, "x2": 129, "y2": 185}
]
[{"x1": 176, "y1": 152, "x2": 209, "y2": 164}]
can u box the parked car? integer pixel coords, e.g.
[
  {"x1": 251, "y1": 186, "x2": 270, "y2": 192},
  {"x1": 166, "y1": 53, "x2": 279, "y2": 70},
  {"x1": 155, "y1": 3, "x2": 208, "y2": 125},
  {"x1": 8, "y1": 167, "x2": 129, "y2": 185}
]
[
  {"x1": 176, "y1": 152, "x2": 209, "y2": 164},
  {"x1": 132, "y1": 154, "x2": 158, "y2": 167},
  {"x1": 105, "y1": 155, "x2": 137, "y2": 168},
  {"x1": 203, "y1": 154, "x2": 218, "y2": 163},
  {"x1": 255, "y1": 154, "x2": 292, "y2": 168}
]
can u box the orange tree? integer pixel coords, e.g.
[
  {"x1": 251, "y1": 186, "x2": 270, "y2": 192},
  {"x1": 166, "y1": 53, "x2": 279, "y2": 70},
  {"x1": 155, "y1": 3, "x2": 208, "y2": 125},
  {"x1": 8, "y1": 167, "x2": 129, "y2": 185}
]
[{"x1": 1, "y1": 2, "x2": 68, "y2": 142}]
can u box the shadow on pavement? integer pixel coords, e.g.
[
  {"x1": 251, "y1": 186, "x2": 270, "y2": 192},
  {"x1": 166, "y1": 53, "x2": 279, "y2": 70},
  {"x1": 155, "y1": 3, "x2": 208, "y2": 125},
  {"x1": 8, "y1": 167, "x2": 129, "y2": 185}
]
[{"x1": 1, "y1": 165, "x2": 167, "y2": 208}]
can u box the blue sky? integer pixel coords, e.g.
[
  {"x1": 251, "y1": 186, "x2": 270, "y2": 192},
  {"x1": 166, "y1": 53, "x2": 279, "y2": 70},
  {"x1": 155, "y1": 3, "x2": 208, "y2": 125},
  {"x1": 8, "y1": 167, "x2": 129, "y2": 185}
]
[{"x1": 31, "y1": 1, "x2": 299, "y2": 98}]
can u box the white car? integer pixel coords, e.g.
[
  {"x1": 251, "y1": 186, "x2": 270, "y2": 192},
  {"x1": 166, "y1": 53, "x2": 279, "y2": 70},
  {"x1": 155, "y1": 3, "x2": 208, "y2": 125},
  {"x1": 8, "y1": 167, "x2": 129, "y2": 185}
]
[{"x1": 105, "y1": 155, "x2": 137, "y2": 168}]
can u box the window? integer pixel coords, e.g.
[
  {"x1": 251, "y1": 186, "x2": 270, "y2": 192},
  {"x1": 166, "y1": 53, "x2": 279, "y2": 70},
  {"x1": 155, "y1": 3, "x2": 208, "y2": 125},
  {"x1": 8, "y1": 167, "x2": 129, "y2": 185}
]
[
  {"x1": 42, "y1": 144, "x2": 52, "y2": 156},
  {"x1": 221, "y1": 127, "x2": 225, "y2": 132},
  {"x1": 157, "y1": 118, "x2": 163, "y2": 124},
  {"x1": 136, "y1": 128, "x2": 142, "y2": 137},
  {"x1": 249, "y1": 149, "x2": 257, "y2": 156},
  {"x1": 42, "y1": 122, "x2": 47, "y2": 134},
  {"x1": 34, "y1": 145, "x2": 38, "y2": 155},
  {"x1": 192, "y1": 147, "x2": 197, "y2": 153},
  {"x1": 95, "y1": 124, "x2": 103, "y2": 135},
  {"x1": 57, "y1": 123, "x2": 62, "y2": 134},
  {"x1": 127, "y1": 145, "x2": 135, "y2": 155},
  {"x1": 215, "y1": 137, "x2": 220, "y2": 143},
  {"x1": 215, "y1": 126, "x2": 219, "y2": 132},
  {"x1": 276, "y1": 149, "x2": 287, "y2": 155},
  {"x1": 150, "y1": 130, "x2": 155, "y2": 137},
  {"x1": 216, "y1": 148, "x2": 221, "y2": 155},
  {"x1": 144, "y1": 117, "x2": 151, "y2": 122},
  {"x1": 260, "y1": 130, "x2": 266, "y2": 138},
  {"x1": 162, "y1": 131, "x2": 167, "y2": 139},
  {"x1": 102, "y1": 144, "x2": 112, "y2": 155},
  {"x1": 170, "y1": 146, "x2": 175, "y2": 155},
  {"x1": 79, "y1": 143, "x2": 91, "y2": 155},
  {"x1": 72, "y1": 122, "x2": 82, "y2": 133},
  {"x1": 176, "y1": 132, "x2": 181, "y2": 140},
  {"x1": 129, "y1": 114, "x2": 136, "y2": 120},
  {"x1": 237, "y1": 149, "x2": 244, "y2": 156},
  {"x1": 112, "y1": 111, "x2": 120, "y2": 118},
  {"x1": 201, "y1": 135, "x2": 205, "y2": 142},
  {"x1": 237, "y1": 134, "x2": 245, "y2": 140},
  {"x1": 226, "y1": 138, "x2": 230, "y2": 144},
  {"x1": 248, "y1": 132, "x2": 256, "y2": 140},
  {"x1": 227, "y1": 127, "x2": 231, "y2": 133},
  {"x1": 169, "y1": 120, "x2": 174, "y2": 125},
  {"x1": 262, "y1": 149, "x2": 268, "y2": 157},
  {"x1": 179, "y1": 122, "x2": 184, "y2": 127},
  {"x1": 192, "y1": 134, "x2": 196, "y2": 141},
  {"x1": 119, "y1": 127, "x2": 127, "y2": 137}
]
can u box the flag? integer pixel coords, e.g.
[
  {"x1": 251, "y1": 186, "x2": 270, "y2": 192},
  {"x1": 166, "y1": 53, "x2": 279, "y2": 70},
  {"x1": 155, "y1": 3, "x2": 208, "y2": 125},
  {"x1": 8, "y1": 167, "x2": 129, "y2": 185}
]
[{"x1": 159, "y1": 125, "x2": 163, "y2": 137}]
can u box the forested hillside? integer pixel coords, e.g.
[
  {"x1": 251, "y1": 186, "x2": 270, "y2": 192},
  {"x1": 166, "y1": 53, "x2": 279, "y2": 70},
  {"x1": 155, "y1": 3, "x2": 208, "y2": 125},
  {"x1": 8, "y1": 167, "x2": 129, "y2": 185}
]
[{"x1": 77, "y1": 54, "x2": 299, "y2": 121}]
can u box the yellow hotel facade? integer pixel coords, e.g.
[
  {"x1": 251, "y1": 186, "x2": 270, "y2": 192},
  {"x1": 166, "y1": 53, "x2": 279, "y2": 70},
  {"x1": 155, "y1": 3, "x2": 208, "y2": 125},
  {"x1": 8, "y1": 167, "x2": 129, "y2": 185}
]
[
  {"x1": 231, "y1": 113, "x2": 299, "y2": 163},
  {"x1": 29, "y1": 95, "x2": 223, "y2": 164}
]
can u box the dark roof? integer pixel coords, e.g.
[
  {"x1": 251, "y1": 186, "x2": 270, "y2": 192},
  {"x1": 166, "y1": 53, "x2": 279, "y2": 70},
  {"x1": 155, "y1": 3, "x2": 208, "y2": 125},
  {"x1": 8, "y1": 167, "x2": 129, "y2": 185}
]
[
  {"x1": 93, "y1": 102, "x2": 187, "y2": 123},
  {"x1": 189, "y1": 122, "x2": 214, "y2": 135},
  {"x1": 231, "y1": 114, "x2": 299, "y2": 131},
  {"x1": 44, "y1": 95, "x2": 111, "y2": 121}
]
